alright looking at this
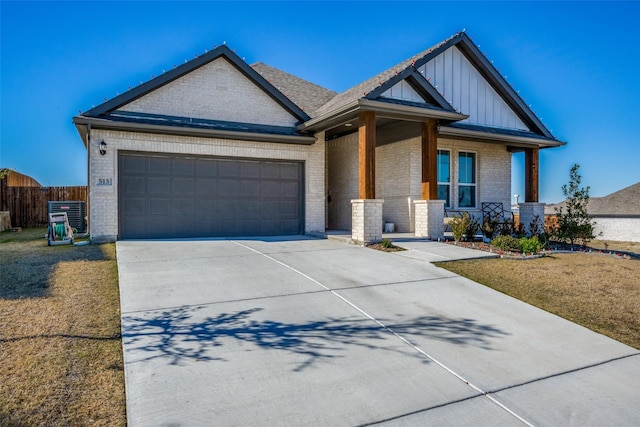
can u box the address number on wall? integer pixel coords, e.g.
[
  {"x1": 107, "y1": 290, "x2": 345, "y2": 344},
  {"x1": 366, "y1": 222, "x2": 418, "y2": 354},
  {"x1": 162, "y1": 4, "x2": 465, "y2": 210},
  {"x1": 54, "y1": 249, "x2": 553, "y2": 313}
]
[{"x1": 97, "y1": 178, "x2": 113, "y2": 186}]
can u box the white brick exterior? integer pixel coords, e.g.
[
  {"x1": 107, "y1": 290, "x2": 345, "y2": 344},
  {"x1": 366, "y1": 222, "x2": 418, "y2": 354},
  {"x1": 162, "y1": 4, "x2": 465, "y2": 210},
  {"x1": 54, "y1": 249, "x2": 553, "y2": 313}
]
[
  {"x1": 414, "y1": 200, "x2": 445, "y2": 239},
  {"x1": 120, "y1": 57, "x2": 298, "y2": 127},
  {"x1": 88, "y1": 129, "x2": 324, "y2": 241},
  {"x1": 351, "y1": 199, "x2": 383, "y2": 244},
  {"x1": 327, "y1": 134, "x2": 358, "y2": 230},
  {"x1": 326, "y1": 133, "x2": 512, "y2": 232},
  {"x1": 594, "y1": 217, "x2": 640, "y2": 243}
]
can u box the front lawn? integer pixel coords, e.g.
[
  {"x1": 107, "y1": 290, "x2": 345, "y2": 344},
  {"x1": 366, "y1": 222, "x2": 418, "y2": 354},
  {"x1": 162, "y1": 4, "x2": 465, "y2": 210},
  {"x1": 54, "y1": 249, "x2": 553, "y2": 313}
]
[{"x1": 0, "y1": 228, "x2": 126, "y2": 426}]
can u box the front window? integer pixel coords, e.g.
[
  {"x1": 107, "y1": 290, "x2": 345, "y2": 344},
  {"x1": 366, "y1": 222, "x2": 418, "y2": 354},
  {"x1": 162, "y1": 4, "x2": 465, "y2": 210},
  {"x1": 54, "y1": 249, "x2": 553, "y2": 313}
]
[
  {"x1": 437, "y1": 150, "x2": 450, "y2": 207},
  {"x1": 458, "y1": 152, "x2": 476, "y2": 208}
]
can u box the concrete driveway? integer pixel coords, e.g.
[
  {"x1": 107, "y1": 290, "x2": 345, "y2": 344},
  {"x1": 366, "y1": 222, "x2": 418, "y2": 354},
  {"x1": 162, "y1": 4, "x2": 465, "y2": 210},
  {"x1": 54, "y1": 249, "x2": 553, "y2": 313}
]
[{"x1": 116, "y1": 237, "x2": 640, "y2": 426}]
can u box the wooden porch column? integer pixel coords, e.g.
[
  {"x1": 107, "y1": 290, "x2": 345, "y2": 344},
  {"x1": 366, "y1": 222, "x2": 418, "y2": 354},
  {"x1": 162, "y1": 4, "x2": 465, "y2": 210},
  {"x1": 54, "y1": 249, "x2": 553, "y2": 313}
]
[
  {"x1": 358, "y1": 111, "x2": 376, "y2": 199},
  {"x1": 421, "y1": 118, "x2": 438, "y2": 200},
  {"x1": 524, "y1": 147, "x2": 539, "y2": 202}
]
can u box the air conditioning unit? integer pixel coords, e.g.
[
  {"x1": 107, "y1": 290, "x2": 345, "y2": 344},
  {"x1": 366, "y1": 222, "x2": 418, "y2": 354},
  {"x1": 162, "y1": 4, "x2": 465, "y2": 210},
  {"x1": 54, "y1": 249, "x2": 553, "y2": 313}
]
[{"x1": 48, "y1": 201, "x2": 86, "y2": 233}]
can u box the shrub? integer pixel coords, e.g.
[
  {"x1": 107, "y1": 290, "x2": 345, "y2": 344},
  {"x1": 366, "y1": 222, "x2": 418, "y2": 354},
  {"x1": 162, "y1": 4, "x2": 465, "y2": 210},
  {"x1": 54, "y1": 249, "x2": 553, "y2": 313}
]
[
  {"x1": 513, "y1": 222, "x2": 526, "y2": 238},
  {"x1": 464, "y1": 215, "x2": 480, "y2": 242},
  {"x1": 380, "y1": 238, "x2": 393, "y2": 249},
  {"x1": 495, "y1": 221, "x2": 513, "y2": 237},
  {"x1": 519, "y1": 236, "x2": 543, "y2": 254},
  {"x1": 480, "y1": 215, "x2": 499, "y2": 240},
  {"x1": 491, "y1": 235, "x2": 521, "y2": 252},
  {"x1": 449, "y1": 212, "x2": 470, "y2": 243},
  {"x1": 528, "y1": 215, "x2": 549, "y2": 248}
]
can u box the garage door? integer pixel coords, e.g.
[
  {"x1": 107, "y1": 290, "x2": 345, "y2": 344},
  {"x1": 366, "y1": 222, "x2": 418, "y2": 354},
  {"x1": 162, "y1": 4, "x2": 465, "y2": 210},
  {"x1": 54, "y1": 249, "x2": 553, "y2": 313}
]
[{"x1": 118, "y1": 152, "x2": 304, "y2": 239}]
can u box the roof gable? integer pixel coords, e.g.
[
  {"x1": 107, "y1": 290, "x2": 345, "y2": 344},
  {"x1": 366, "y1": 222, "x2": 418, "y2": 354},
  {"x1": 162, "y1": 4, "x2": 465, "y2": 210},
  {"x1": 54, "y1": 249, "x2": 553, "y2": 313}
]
[
  {"x1": 81, "y1": 45, "x2": 310, "y2": 124},
  {"x1": 117, "y1": 57, "x2": 299, "y2": 127},
  {"x1": 315, "y1": 32, "x2": 555, "y2": 139},
  {"x1": 418, "y1": 45, "x2": 528, "y2": 130}
]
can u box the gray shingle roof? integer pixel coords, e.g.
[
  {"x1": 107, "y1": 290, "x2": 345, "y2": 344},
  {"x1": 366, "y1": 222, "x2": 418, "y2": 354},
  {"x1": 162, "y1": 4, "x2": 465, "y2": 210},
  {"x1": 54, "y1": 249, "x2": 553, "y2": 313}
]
[
  {"x1": 314, "y1": 33, "x2": 459, "y2": 117},
  {"x1": 545, "y1": 182, "x2": 640, "y2": 216},
  {"x1": 251, "y1": 63, "x2": 336, "y2": 117}
]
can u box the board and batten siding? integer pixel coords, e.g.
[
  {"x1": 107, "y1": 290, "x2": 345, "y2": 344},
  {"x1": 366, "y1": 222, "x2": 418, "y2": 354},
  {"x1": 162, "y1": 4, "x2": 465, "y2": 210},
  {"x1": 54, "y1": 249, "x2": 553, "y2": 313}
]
[{"x1": 382, "y1": 46, "x2": 528, "y2": 131}]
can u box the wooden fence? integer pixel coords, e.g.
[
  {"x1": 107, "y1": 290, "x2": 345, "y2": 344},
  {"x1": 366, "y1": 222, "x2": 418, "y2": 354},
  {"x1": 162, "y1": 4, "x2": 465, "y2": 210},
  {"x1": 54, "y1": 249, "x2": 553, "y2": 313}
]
[{"x1": 0, "y1": 179, "x2": 87, "y2": 228}]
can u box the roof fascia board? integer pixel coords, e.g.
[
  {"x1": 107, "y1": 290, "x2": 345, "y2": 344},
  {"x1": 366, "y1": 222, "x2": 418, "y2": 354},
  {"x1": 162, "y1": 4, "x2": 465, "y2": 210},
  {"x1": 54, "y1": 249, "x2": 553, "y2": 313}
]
[
  {"x1": 358, "y1": 99, "x2": 467, "y2": 121},
  {"x1": 365, "y1": 34, "x2": 463, "y2": 101},
  {"x1": 453, "y1": 33, "x2": 554, "y2": 138},
  {"x1": 440, "y1": 124, "x2": 564, "y2": 147},
  {"x1": 74, "y1": 116, "x2": 316, "y2": 145},
  {"x1": 82, "y1": 45, "x2": 310, "y2": 122},
  {"x1": 405, "y1": 70, "x2": 456, "y2": 111},
  {"x1": 298, "y1": 99, "x2": 467, "y2": 132}
]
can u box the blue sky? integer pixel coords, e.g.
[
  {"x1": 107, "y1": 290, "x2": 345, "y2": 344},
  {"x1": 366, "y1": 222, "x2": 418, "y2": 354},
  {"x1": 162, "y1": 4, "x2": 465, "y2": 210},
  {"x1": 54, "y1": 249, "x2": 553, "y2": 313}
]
[{"x1": 1, "y1": 1, "x2": 638, "y2": 203}]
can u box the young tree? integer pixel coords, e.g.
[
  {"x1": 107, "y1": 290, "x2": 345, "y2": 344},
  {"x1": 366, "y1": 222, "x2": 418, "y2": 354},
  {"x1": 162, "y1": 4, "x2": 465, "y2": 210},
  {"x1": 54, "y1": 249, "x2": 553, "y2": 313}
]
[{"x1": 553, "y1": 164, "x2": 596, "y2": 246}]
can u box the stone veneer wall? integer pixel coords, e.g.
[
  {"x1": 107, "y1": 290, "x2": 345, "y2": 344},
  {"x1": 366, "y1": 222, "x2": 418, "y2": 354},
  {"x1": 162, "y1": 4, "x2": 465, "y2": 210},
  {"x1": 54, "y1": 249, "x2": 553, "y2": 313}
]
[{"x1": 87, "y1": 129, "x2": 325, "y2": 241}]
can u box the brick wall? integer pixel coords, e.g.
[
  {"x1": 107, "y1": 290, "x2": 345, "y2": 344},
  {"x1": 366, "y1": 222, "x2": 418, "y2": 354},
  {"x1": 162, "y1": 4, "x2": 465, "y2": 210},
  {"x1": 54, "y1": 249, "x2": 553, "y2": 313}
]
[
  {"x1": 88, "y1": 129, "x2": 324, "y2": 241},
  {"x1": 326, "y1": 133, "x2": 512, "y2": 233},
  {"x1": 593, "y1": 217, "x2": 640, "y2": 243},
  {"x1": 376, "y1": 139, "x2": 412, "y2": 232},
  {"x1": 119, "y1": 57, "x2": 298, "y2": 127},
  {"x1": 434, "y1": 137, "x2": 512, "y2": 219},
  {"x1": 326, "y1": 133, "x2": 358, "y2": 230}
]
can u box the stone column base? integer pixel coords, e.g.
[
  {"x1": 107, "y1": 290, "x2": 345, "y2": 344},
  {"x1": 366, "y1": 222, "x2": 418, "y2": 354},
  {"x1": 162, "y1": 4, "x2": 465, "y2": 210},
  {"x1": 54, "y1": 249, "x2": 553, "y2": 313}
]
[
  {"x1": 351, "y1": 199, "x2": 384, "y2": 245},
  {"x1": 518, "y1": 202, "x2": 546, "y2": 236},
  {"x1": 414, "y1": 200, "x2": 445, "y2": 240}
]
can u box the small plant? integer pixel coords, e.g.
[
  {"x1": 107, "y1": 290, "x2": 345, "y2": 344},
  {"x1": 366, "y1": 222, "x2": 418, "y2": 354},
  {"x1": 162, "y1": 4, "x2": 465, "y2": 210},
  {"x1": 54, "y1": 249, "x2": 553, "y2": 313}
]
[
  {"x1": 495, "y1": 221, "x2": 513, "y2": 237},
  {"x1": 528, "y1": 215, "x2": 549, "y2": 248},
  {"x1": 480, "y1": 215, "x2": 499, "y2": 240},
  {"x1": 464, "y1": 215, "x2": 480, "y2": 242},
  {"x1": 491, "y1": 235, "x2": 521, "y2": 252},
  {"x1": 519, "y1": 236, "x2": 543, "y2": 254},
  {"x1": 449, "y1": 212, "x2": 470, "y2": 243},
  {"x1": 380, "y1": 238, "x2": 394, "y2": 249}
]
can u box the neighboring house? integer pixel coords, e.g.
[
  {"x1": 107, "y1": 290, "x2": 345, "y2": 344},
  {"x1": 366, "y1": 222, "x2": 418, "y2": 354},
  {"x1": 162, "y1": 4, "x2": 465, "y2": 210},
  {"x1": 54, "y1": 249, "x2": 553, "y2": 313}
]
[
  {"x1": 73, "y1": 32, "x2": 564, "y2": 243},
  {"x1": 545, "y1": 182, "x2": 640, "y2": 242}
]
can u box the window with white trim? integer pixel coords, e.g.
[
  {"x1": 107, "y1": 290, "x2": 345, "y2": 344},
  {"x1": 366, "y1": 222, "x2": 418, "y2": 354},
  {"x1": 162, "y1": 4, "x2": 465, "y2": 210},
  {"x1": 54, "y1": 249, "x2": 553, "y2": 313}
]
[
  {"x1": 458, "y1": 151, "x2": 476, "y2": 208},
  {"x1": 437, "y1": 150, "x2": 450, "y2": 208}
]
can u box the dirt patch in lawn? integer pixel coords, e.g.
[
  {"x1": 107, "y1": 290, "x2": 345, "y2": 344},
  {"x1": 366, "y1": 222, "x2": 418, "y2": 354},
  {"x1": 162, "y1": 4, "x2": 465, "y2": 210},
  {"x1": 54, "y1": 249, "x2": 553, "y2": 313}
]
[
  {"x1": 435, "y1": 252, "x2": 640, "y2": 349},
  {"x1": 0, "y1": 228, "x2": 126, "y2": 426}
]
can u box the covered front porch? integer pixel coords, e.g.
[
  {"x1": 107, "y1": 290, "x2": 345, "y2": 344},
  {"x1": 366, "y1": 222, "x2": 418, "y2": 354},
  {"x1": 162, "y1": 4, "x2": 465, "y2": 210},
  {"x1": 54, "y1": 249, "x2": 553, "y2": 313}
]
[{"x1": 307, "y1": 104, "x2": 547, "y2": 244}]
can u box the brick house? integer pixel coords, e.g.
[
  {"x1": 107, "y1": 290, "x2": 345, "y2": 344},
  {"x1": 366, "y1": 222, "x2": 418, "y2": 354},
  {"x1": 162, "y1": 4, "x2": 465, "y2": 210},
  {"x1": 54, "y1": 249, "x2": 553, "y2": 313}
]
[{"x1": 73, "y1": 32, "x2": 564, "y2": 243}]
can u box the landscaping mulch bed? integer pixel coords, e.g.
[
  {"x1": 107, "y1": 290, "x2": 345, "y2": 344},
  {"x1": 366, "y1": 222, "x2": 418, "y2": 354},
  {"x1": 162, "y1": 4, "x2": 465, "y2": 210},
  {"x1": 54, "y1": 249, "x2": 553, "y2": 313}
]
[
  {"x1": 442, "y1": 239, "x2": 639, "y2": 260},
  {"x1": 366, "y1": 241, "x2": 407, "y2": 252}
]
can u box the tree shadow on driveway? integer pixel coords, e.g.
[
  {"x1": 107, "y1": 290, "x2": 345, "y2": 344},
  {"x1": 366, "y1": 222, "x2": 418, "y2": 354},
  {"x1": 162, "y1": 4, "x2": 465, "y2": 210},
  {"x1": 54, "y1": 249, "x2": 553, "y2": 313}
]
[{"x1": 122, "y1": 305, "x2": 510, "y2": 371}]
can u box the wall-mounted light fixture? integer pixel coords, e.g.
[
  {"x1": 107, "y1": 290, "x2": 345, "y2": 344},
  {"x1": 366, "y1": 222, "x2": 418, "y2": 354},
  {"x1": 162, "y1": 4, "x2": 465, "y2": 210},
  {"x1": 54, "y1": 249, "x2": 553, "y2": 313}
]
[{"x1": 99, "y1": 141, "x2": 107, "y2": 156}]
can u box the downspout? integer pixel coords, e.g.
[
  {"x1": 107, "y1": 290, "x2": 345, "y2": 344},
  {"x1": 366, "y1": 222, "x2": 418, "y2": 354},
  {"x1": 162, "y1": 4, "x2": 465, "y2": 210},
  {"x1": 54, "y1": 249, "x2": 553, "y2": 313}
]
[
  {"x1": 74, "y1": 123, "x2": 92, "y2": 241},
  {"x1": 86, "y1": 123, "x2": 91, "y2": 240}
]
